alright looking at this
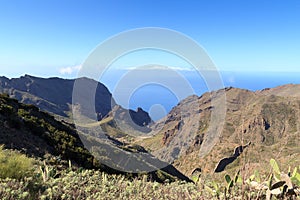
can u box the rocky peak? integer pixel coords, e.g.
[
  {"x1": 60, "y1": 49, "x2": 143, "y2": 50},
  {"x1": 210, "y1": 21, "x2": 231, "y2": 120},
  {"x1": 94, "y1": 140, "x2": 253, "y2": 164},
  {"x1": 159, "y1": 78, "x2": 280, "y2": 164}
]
[{"x1": 129, "y1": 107, "x2": 152, "y2": 126}]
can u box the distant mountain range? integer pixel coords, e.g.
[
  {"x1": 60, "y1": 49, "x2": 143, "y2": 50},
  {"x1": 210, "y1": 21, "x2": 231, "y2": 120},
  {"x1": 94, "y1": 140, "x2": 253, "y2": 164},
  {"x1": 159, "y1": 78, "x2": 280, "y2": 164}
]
[
  {"x1": 0, "y1": 75, "x2": 299, "y2": 179},
  {"x1": 0, "y1": 75, "x2": 152, "y2": 127}
]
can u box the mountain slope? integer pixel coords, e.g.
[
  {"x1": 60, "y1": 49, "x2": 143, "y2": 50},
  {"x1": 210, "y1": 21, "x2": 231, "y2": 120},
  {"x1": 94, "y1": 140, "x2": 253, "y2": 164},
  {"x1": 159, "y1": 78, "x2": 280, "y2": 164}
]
[
  {"x1": 0, "y1": 93, "x2": 191, "y2": 182},
  {"x1": 0, "y1": 93, "x2": 98, "y2": 169},
  {"x1": 2, "y1": 75, "x2": 299, "y2": 179},
  {"x1": 138, "y1": 85, "x2": 300, "y2": 176},
  {"x1": 0, "y1": 75, "x2": 152, "y2": 136}
]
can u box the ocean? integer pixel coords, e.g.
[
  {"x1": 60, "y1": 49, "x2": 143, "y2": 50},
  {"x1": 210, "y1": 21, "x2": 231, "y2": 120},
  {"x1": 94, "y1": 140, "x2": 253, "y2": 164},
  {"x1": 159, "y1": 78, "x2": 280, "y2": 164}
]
[{"x1": 100, "y1": 70, "x2": 300, "y2": 121}]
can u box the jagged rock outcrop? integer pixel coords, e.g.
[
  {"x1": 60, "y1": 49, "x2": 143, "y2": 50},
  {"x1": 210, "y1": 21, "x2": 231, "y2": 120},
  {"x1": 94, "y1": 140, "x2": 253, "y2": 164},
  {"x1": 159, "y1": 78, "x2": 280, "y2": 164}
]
[
  {"x1": 129, "y1": 107, "x2": 152, "y2": 126},
  {"x1": 162, "y1": 120, "x2": 184, "y2": 145}
]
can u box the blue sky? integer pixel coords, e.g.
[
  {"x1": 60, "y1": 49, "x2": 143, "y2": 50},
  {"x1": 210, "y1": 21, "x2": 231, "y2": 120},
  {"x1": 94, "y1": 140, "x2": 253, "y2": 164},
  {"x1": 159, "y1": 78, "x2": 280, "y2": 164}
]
[{"x1": 0, "y1": 0, "x2": 300, "y2": 78}]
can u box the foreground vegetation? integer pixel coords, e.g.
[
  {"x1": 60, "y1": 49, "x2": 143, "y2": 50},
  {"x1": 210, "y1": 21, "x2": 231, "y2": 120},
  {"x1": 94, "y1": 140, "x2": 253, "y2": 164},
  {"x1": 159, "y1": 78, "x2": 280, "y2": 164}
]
[{"x1": 0, "y1": 146, "x2": 299, "y2": 199}]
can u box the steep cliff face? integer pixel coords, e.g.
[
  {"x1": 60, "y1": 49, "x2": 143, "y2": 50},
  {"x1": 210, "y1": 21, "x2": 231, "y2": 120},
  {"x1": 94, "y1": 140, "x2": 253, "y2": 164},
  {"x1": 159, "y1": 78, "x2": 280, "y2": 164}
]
[{"x1": 138, "y1": 85, "x2": 300, "y2": 175}]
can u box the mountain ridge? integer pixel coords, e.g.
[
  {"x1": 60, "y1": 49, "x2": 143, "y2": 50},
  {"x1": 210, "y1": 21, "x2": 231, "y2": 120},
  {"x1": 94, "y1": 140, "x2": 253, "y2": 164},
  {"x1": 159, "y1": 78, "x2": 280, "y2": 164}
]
[
  {"x1": 1, "y1": 74, "x2": 299, "y2": 178},
  {"x1": 138, "y1": 84, "x2": 300, "y2": 176},
  {"x1": 0, "y1": 75, "x2": 152, "y2": 130}
]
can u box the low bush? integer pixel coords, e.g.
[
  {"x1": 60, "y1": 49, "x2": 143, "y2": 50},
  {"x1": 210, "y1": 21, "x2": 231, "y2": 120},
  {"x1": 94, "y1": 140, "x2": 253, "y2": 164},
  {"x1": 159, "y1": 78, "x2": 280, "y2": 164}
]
[{"x1": 0, "y1": 145, "x2": 34, "y2": 180}]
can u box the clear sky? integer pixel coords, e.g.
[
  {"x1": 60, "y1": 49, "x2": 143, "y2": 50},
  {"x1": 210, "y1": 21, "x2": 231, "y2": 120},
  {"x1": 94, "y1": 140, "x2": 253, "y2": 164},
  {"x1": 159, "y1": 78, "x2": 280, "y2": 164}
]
[{"x1": 0, "y1": 0, "x2": 300, "y2": 78}]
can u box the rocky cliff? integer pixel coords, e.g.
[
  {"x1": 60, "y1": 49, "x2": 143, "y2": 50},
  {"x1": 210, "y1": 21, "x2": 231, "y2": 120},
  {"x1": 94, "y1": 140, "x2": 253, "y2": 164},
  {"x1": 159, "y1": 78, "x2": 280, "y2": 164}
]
[{"x1": 138, "y1": 85, "x2": 300, "y2": 176}]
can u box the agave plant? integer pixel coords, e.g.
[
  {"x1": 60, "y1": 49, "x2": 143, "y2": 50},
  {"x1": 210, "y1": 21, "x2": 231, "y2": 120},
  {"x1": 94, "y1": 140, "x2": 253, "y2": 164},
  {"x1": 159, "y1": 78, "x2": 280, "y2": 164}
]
[
  {"x1": 39, "y1": 161, "x2": 58, "y2": 182},
  {"x1": 247, "y1": 159, "x2": 300, "y2": 199},
  {"x1": 224, "y1": 170, "x2": 243, "y2": 199}
]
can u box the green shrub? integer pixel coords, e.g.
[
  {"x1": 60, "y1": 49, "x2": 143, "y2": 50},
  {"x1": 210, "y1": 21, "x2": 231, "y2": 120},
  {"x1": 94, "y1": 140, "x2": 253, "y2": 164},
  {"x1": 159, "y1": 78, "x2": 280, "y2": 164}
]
[
  {"x1": 0, "y1": 145, "x2": 34, "y2": 180},
  {"x1": 0, "y1": 178, "x2": 31, "y2": 199},
  {"x1": 0, "y1": 104, "x2": 14, "y2": 116}
]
